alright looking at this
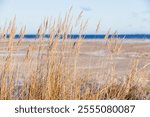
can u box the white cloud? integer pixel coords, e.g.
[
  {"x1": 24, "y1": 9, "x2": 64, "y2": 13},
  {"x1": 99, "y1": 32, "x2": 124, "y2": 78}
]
[{"x1": 80, "y1": 6, "x2": 92, "y2": 12}]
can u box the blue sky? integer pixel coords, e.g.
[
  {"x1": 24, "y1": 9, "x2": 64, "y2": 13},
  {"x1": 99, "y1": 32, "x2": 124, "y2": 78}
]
[{"x1": 0, "y1": 0, "x2": 150, "y2": 34}]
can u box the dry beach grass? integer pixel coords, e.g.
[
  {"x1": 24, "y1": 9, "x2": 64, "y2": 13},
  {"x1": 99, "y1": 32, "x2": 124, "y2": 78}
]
[{"x1": 0, "y1": 10, "x2": 150, "y2": 100}]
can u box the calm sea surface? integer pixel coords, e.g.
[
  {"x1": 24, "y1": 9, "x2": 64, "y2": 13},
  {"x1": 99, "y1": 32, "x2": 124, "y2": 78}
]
[{"x1": 13, "y1": 34, "x2": 150, "y2": 39}]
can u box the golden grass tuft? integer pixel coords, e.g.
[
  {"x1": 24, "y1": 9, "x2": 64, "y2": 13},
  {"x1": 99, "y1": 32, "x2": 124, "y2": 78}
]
[{"x1": 0, "y1": 10, "x2": 150, "y2": 100}]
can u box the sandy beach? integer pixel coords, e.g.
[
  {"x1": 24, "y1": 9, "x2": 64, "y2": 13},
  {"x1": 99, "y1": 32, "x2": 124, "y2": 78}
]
[
  {"x1": 0, "y1": 39, "x2": 150, "y2": 79},
  {"x1": 0, "y1": 37, "x2": 150, "y2": 100}
]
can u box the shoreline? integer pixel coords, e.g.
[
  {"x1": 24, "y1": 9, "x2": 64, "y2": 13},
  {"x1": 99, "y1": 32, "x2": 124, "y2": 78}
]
[{"x1": 1, "y1": 38, "x2": 150, "y2": 44}]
